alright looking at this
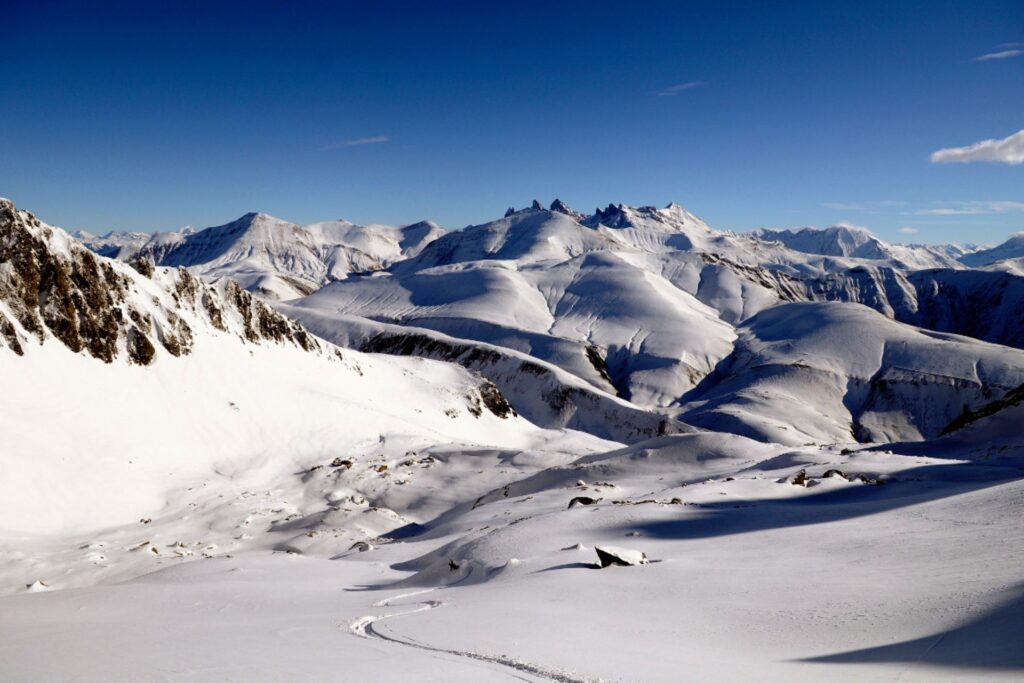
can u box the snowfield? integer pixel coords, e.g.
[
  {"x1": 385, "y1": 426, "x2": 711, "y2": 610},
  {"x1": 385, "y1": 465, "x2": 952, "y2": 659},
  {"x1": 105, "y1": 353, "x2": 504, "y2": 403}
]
[{"x1": 3, "y1": 197, "x2": 1024, "y2": 682}]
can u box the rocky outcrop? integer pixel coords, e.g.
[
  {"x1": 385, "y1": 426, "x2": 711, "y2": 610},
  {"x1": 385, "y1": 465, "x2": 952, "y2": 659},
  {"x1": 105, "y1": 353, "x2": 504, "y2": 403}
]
[{"x1": 0, "y1": 198, "x2": 323, "y2": 364}]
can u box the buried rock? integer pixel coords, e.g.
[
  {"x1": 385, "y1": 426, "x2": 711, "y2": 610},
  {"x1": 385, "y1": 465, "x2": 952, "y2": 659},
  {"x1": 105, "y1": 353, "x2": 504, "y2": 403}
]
[
  {"x1": 568, "y1": 496, "x2": 599, "y2": 509},
  {"x1": 595, "y1": 545, "x2": 648, "y2": 568}
]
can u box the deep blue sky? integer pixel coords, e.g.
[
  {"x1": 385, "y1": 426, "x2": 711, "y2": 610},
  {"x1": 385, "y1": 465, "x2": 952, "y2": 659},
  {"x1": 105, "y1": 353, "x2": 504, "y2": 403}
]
[{"x1": 2, "y1": 1, "x2": 1021, "y2": 244}]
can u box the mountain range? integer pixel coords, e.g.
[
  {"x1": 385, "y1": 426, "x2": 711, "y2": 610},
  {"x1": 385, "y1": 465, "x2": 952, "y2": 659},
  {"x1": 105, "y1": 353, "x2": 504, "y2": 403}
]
[{"x1": 4, "y1": 195, "x2": 1024, "y2": 681}]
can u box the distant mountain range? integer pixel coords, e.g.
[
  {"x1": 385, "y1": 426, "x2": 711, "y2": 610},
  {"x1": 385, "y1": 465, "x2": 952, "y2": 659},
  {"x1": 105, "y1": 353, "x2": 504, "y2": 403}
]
[
  {"x1": 5, "y1": 194, "x2": 1024, "y2": 683},
  {"x1": 52, "y1": 197, "x2": 1023, "y2": 420}
]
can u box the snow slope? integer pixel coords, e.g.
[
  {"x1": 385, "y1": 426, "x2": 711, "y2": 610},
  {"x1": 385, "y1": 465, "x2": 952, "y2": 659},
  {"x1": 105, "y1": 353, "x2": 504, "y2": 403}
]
[
  {"x1": 294, "y1": 205, "x2": 742, "y2": 408},
  {"x1": 6, "y1": 197, "x2": 1024, "y2": 683},
  {"x1": 287, "y1": 202, "x2": 998, "y2": 413},
  {"x1": 679, "y1": 302, "x2": 1024, "y2": 445},
  {"x1": 97, "y1": 212, "x2": 445, "y2": 300},
  {"x1": 0, "y1": 198, "x2": 614, "y2": 592},
  {"x1": 806, "y1": 266, "x2": 1024, "y2": 350},
  {"x1": 275, "y1": 305, "x2": 692, "y2": 443},
  {"x1": 959, "y1": 232, "x2": 1024, "y2": 268},
  {"x1": 4, "y1": 422, "x2": 1023, "y2": 682}
]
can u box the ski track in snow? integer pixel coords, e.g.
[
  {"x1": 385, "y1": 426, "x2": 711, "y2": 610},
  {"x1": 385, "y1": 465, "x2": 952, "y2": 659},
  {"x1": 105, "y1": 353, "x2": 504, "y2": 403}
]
[{"x1": 348, "y1": 589, "x2": 606, "y2": 683}]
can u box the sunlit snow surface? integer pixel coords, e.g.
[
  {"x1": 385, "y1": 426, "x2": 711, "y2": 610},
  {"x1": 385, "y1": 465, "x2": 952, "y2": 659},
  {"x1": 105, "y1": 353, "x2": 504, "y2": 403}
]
[{"x1": 3, "y1": 201, "x2": 1024, "y2": 682}]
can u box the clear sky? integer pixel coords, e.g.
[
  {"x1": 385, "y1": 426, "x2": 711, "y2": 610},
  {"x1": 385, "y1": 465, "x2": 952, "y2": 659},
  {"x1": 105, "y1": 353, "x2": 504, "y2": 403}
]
[{"x1": 2, "y1": 1, "x2": 1021, "y2": 244}]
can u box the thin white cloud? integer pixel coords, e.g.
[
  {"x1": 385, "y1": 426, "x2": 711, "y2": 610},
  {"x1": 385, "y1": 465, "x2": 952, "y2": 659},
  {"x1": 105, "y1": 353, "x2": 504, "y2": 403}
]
[
  {"x1": 913, "y1": 201, "x2": 1024, "y2": 216},
  {"x1": 898, "y1": 226, "x2": 919, "y2": 235},
  {"x1": 931, "y1": 129, "x2": 1024, "y2": 165},
  {"x1": 821, "y1": 200, "x2": 905, "y2": 211},
  {"x1": 343, "y1": 136, "x2": 390, "y2": 146},
  {"x1": 657, "y1": 81, "x2": 706, "y2": 97},
  {"x1": 997, "y1": 42, "x2": 1024, "y2": 48},
  {"x1": 319, "y1": 136, "x2": 391, "y2": 151},
  {"x1": 973, "y1": 48, "x2": 1022, "y2": 61}
]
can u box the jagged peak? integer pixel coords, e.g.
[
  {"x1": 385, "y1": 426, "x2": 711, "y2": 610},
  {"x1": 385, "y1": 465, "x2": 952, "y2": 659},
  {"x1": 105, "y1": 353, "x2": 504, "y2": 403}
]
[
  {"x1": 549, "y1": 198, "x2": 572, "y2": 213},
  {"x1": 548, "y1": 198, "x2": 584, "y2": 219},
  {"x1": 530, "y1": 199, "x2": 544, "y2": 211}
]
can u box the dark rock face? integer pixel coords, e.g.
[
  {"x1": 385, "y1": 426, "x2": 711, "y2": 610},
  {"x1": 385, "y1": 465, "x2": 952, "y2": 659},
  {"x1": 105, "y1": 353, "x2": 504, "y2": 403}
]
[
  {"x1": 942, "y1": 382, "x2": 1024, "y2": 435},
  {"x1": 0, "y1": 198, "x2": 323, "y2": 363},
  {"x1": 479, "y1": 380, "x2": 515, "y2": 418},
  {"x1": 549, "y1": 199, "x2": 584, "y2": 220},
  {"x1": 224, "y1": 279, "x2": 319, "y2": 351},
  {"x1": 130, "y1": 257, "x2": 155, "y2": 278},
  {"x1": 0, "y1": 199, "x2": 129, "y2": 362}
]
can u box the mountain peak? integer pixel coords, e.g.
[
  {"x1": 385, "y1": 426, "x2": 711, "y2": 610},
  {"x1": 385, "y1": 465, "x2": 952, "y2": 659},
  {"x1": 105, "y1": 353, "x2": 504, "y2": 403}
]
[{"x1": 549, "y1": 198, "x2": 583, "y2": 219}]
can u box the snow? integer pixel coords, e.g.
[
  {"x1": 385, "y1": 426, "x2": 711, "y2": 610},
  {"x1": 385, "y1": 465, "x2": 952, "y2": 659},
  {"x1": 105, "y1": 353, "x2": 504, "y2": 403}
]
[
  {"x1": 5, "y1": 197, "x2": 1024, "y2": 682},
  {"x1": 3, "y1": 429, "x2": 1023, "y2": 681},
  {"x1": 88, "y1": 212, "x2": 445, "y2": 300},
  {"x1": 680, "y1": 301, "x2": 1024, "y2": 444},
  {"x1": 959, "y1": 232, "x2": 1024, "y2": 268}
]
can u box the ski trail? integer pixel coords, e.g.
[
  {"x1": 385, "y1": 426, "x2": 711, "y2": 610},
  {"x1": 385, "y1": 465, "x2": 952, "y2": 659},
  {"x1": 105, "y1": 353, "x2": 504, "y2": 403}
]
[{"x1": 347, "y1": 589, "x2": 602, "y2": 683}]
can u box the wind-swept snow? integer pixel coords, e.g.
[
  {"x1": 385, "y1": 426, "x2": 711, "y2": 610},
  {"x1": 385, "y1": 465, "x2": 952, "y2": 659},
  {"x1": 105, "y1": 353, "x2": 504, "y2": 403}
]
[
  {"x1": 6, "y1": 197, "x2": 1024, "y2": 683},
  {"x1": 680, "y1": 302, "x2": 1024, "y2": 445}
]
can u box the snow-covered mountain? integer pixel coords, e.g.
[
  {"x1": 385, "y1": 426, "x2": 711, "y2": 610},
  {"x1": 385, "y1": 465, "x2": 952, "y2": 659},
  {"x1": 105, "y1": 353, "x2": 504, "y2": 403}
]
[
  {"x1": 72, "y1": 229, "x2": 154, "y2": 259},
  {"x1": 293, "y1": 203, "x2": 741, "y2": 408},
  {"x1": 804, "y1": 266, "x2": 1024, "y2": 349},
  {"x1": 679, "y1": 302, "x2": 1024, "y2": 445},
  {"x1": 281, "y1": 201, "x2": 1006, "y2": 413},
  {"x1": 0, "y1": 197, "x2": 616, "y2": 590},
  {"x1": 959, "y1": 232, "x2": 1024, "y2": 268},
  {"x1": 87, "y1": 212, "x2": 445, "y2": 300},
  {"x1": 275, "y1": 304, "x2": 691, "y2": 443},
  {"x1": 752, "y1": 224, "x2": 963, "y2": 269},
  {"x1": 8, "y1": 196, "x2": 1024, "y2": 682}
]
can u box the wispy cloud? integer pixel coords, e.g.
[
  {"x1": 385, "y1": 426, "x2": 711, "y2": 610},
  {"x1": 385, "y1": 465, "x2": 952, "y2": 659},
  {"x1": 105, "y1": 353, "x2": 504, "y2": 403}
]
[
  {"x1": 913, "y1": 201, "x2": 1024, "y2": 216},
  {"x1": 898, "y1": 226, "x2": 919, "y2": 235},
  {"x1": 319, "y1": 135, "x2": 391, "y2": 151},
  {"x1": 821, "y1": 200, "x2": 905, "y2": 211},
  {"x1": 656, "y1": 81, "x2": 706, "y2": 97},
  {"x1": 974, "y1": 48, "x2": 1023, "y2": 61},
  {"x1": 931, "y1": 129, "x2": 1024, "y2": 165}
]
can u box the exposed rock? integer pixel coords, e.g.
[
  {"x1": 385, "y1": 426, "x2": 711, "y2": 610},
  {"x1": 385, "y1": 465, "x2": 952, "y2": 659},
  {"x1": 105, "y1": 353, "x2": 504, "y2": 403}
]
[
  {"x1": 126, "y1": 325, "x2": 156, "y2": 365},
  {"x1": 549, "y1": 199, "x2": 583, "y2": 219},
  {"x1": 0, "y1": 198, "x2": 327, "y2": 366},
  {"x1": 568, "y1": 496, "x2": 598, "y2": 509},
  {"x1": 130, "y1": 257, "x2": 155, "y2": 278},
  {"x1": 479, "y1": 380, "x2": 515, "y2": 418},
  {"x1": 595, "y1": 545, "x2": 648, "y2": 567},
  {"x1": 941, "y1": 383, "x2": 1024, "y2": 435}
]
